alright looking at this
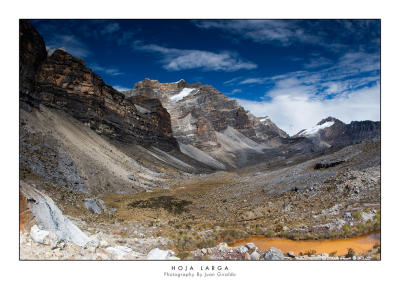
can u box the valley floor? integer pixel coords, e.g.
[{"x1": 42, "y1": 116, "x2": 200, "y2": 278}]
[{"x1": 19, "y1": 135, "x2": 380, "y2": 260}]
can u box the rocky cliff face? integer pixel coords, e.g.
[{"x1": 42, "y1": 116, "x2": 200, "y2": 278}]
[
  {"x1": 294, "y1": 117, "x2": 380, "y2": 148},
  {"x1": 123, "y1": 79, "x2": 288, "y2": 168},
  {"x1": 19, "y1": 20, "x2": 177, "y2": 151},
  {"x1": 19, "y1": 19, "x2": 48, "y2": 108},
  {"x1": 125, "y1": 79, "x2": 288, "y2": 150}
]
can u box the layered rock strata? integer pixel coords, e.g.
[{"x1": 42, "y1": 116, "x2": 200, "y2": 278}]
[{"x1": 20, "y1": 20, "x2": 177, "y2": 151}]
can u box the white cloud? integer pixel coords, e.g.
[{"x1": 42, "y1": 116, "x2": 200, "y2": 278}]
[
  {"x1": 236, "y1": 79, "x2": 380, "y2": 136},
  {"x1": 225, "y1": 88, "x2": 242, "y2": 96},
  {"x1": 133, "y1": 42, "x2": 257, "y2": 72},
  {"x1": 194, "y1": 20, "x2": 318, "y2": 46},
  {"x1": 193, "y1": 20, "x2": 380, "y2": 52},
  {"x1": 101, "y1": 23, "x2": 120, "y2": 35},
  {"x1": 234, "y1": 50, "x2": 380, "y2": 136},
  {"x1": 91, "y1": 64, "x2": 124, "y2": 76},
  {"x1": 112, "y1": 85, "x2": 131, "y2": 92},
  {"x1": 239, "y1": 77, "x2": 269, "y2": 85},
  {"x1": 223, "y1": 76, "x2": 242, "y2": 85},
  {"x1": 231, "y1": 88, "x2": 242, "y2": 94},
  {"x1": 47, "y1": 34, "x2": 90, "y2": 58},
  {"x1": 303, "y1": 57, "x2": 333, "y2": 69},
  {"x1": 117, "y1": 31, "x2": 135, "y2": 45}
]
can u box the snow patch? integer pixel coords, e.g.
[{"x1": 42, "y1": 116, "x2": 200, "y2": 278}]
[
  {"x1": 298, "y1": 121, "x2": 335, "y2": 136},
  {"x1": 169, "y1": 88, "x2": 195, "y2": 102}
]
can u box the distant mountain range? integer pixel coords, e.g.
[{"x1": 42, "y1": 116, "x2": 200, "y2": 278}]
[{"x1": 294, "y1": 116, "x2": 380, "y2": 149}]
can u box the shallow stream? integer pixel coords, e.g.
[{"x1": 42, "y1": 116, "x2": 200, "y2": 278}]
[{"x1": 229, "y1": 232, "x2": 380, "y2": 255}]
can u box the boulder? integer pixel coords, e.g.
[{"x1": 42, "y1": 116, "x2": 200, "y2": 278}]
[
  {"x1": 146, "y1": 248, "x2": 178, "y2": 260},
  {"x1": 284, "y1": 205, "x2": 292, "y2": 212},
  {"x1": 264, "y1": 247, "x2": 285, "y2": 260},
  {"x1": 287, "y1": 251, "x2": 296, "y2": 258},
  {"x1": 168, "y1": 256, "x2": 181, "y2": 260},
  {"x1": 361, "y1": 211, "x2": 375, "y2": 222},
  {"x1": 84, "y1": 199, "x2": 102, "y2": 214},
  {"x1": 105, "y1": 246, "x2": 133, "y2": 259},
  {"x1": 115, "y1": 246, "x2": 133, "y2": 253},
  {"x1": 250, "y1": 251, "x2": 261, "y2": 260},
  {"x1": 30, "y1": 224, "x2": 57, "y2": 245},
  {"x1": 99, "y1": 240, "x2": 109, "y2": 248},
  {"x1": 217, "y1": 242, "x2": 228, "y2": 252},
  {"x1": 85, "y1": 237, "x2": 100, "y2": 249},
  {"x1": 97, "y1": 199, "x2": 107, "y2": 212},
  {"x1": 245, "y1": 242, "x2": 257, "y2": 251},
  {"x1": 239, "y1": 246, "x2": 248, "y2": 254}
]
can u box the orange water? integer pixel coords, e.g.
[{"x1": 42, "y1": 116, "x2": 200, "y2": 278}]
[{"x1": 228, "y1": 232, "x2": 380, "y2": 256}]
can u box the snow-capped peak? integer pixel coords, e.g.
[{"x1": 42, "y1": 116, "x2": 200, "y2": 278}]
[
  {"x1": 169, "y1": 88, "x2": 196, "y2": 102},
  {"x1": 298, "y1": 121, "x2": 335, "y2": 136},
  {"x1": 259, "y1": 117, "x2": 270, "y2": 122}
]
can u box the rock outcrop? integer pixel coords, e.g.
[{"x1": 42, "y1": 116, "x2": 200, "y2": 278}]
[
  {"x1": 19, "y1": 19, "x2": 47, "y2": 109},
  {"x1": 264, "y1": 247, "x2": 286, "y2": 260},
  {"x1": 20, "y1": 182, "x2": 90, "y2": 246},
  {"x1": 19, "y1": 20, "x2": 177, "y2": 151},
  {"x1": 146, "y1": 248, "x2": 179, "y2": 260}
]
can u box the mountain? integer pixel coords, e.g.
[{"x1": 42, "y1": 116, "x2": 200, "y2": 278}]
[
  {"x1": 123, "y1": 78, "x2": 288, "y2": 168},
  {"x1": 19, "y1": 20, "x2": 380, "y2": 261},
  {"x1": 20, "y1": 20, "x2": 223, "y2": 198},
  {"x1": 19, "y1": 19, "x2": 380, "y2": 175},
  {"x1": 20, "y1": 20, "x2": 177, "y2": 152},
  {"x1": 294, "y1": 116, "x2": 380, "y2": 148}
]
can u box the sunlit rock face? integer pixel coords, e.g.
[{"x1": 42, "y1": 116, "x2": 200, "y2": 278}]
[
  {"x1": 126, "y1": 79, "x2": 288, "y2": 149},
  {"x1": 123, "y1": 79, "x2": 289, "y2": 168}
]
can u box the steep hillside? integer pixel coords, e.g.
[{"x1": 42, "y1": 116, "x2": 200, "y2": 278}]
[
  {"x1": 19, "y1": 20, "x2": 218, "y2": 198},
  {"x1": 20, "y1": 20, "x2": 177, "y2": 152}
]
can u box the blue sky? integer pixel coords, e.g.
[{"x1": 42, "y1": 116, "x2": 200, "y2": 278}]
[{"x1": 30, "y1": 19, "x2": 380, "y2": 135}]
